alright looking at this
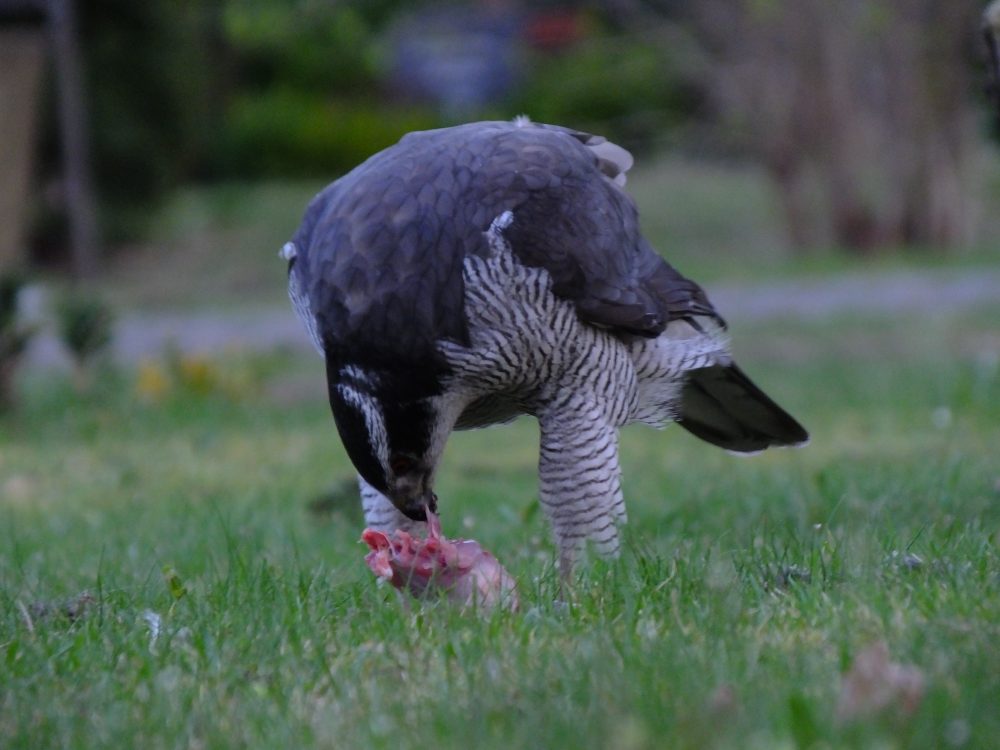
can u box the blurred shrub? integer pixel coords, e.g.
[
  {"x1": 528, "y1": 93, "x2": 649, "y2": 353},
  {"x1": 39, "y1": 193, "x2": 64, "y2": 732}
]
[
  {"x1": 212, "y1": 2, "x2": 441, "y2": 177},
  {"x1": 0, "y1": 273, "x2": 38, "y2": 411},
  {"x1": 56, "y1": 292, "x2": 114, "y2": 391},
  {"x1": 511, "y1": 29, "x2": 702, "y2": 151},
  {"x1": 221, "y1": 3, "x2": 377, "y2": 95},
  {"x1": 216, "y1": 91, "x2": 438, "y2": 178}
]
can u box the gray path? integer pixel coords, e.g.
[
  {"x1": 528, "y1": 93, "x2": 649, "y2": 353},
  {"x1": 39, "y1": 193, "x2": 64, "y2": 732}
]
[{"x1": 23, "y1": 266, "x2": 1000, "y2": 371}]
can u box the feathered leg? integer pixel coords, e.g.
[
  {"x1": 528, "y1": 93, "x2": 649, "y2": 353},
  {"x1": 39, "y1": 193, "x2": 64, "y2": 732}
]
[{"x1": 538, "y1": 396, "x2": 627, "y2": 577}]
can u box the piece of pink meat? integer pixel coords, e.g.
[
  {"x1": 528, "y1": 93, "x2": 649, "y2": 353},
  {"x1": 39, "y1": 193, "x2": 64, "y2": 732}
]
[{"x1": 361, "y1": 510, "x2": 518, "y2": 612}]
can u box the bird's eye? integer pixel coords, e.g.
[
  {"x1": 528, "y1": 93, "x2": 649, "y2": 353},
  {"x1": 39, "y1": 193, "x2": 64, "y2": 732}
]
[{"x1": 389, "y1": 454, "x2": 416, "y2": 475}]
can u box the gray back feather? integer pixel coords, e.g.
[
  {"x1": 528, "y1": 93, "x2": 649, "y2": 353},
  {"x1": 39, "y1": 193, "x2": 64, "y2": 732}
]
[{"x1": 288, "y1": 120, "x2": 721, "y2": 368}]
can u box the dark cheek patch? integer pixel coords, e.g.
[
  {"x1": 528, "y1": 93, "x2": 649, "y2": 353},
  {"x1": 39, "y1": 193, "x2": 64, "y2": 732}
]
[
  {"x1": 324, "y1": 348, "x2": 441, "y2": 495},
  {"x1": 327, "y1": 366, "x2": 387, "y2": 494},
  {"x1": 330, "y1": 395, "x2": 386, "y2": 492}
]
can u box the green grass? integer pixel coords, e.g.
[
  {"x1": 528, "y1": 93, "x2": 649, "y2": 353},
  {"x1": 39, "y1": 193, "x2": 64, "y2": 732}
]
[{"x1": 2, "y1": 302, "x2": 999, "y2": 749}]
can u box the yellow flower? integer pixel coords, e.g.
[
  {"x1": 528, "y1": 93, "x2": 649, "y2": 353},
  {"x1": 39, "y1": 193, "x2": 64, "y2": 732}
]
[
  {"x1": 135, "y1": 360, "x2": 170, "y2": 402},
  {"x1": 177, "y1": 356, "x2": 218, "y2": 395}
]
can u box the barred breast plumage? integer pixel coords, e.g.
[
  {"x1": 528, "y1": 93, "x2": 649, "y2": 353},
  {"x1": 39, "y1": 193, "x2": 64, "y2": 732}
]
[
  {"x1": 284, "y1": 118, "x2": 808, "y2": 576},
  {"x1": 436, "y1": 211, "x2": 732, "y2": 562}
]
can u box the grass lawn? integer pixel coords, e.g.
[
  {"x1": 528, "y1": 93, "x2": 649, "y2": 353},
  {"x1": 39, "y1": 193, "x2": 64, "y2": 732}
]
[{"x1": 2, "y1": 296, "x2": 999, "y2": 748}]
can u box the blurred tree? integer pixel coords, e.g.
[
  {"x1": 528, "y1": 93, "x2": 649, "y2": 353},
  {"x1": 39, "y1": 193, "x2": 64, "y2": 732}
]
[
  {"x1": 32, "y1": 0, "x2": 437, "y2": 258},
  {"x1": 691, "y1": 0, "x2": 981, "y2": 255},
  {"x1": 213, "y1": 0, "x2": 440, "y2": 178},
  {"x1": 0, "y1": 11, "x2": 46, "y2": 274},
  {"x1": 33, "y1": 0, "x2": 221, "y2": 261},
  {"x1": 50, "y1": 0, "x2": 100, "y2": 277}
]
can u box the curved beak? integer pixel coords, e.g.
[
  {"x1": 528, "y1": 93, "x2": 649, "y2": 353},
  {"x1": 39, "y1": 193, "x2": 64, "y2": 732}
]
[{"x1": 397, "y1": 492, "x2": 438, "y2": 522}]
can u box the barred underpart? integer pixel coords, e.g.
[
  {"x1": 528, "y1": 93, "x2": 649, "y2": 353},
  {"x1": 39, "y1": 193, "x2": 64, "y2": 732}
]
[{"x1": 437, "y1": 213, "x2": 729, "y2": 569}]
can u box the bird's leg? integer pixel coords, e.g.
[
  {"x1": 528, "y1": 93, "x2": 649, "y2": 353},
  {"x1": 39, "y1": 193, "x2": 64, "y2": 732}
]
[
  {"x1": 537, "y1": 398, "x2": 627, "y2": 578},
  {"x1": 359, "y1": 476, "x2": 427, "y2": 534}
]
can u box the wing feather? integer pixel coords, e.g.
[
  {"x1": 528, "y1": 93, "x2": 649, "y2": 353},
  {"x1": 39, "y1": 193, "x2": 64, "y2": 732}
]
[{"x1": 287, "y1": 120, "x2": 721, "y2": 368}]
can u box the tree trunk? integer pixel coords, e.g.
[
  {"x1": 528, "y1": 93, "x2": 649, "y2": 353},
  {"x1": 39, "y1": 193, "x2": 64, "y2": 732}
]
[
  {"x1": 50, "y1": 0, "x2": 101, "y2": 279},
  {"x1": 694, "y1": 0, "x2": 978, "y2": 256},
  {"x1": 0, "y1": 29, "x2": 46, "y2": 274}
]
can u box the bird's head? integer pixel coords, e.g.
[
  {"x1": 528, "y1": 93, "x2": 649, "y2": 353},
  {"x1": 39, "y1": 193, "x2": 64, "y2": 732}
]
[
  {"x1": 380, "y1": 451, "x2": 439, "y2": 522},
  {"x1": 327, "y1": 363, "x2": 446, "y2": 522}
]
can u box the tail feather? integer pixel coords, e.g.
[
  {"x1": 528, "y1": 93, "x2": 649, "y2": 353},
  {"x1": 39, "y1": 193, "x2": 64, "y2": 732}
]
[{"x1": 677, "y1": 364, "x2": 809, "y2": 453}]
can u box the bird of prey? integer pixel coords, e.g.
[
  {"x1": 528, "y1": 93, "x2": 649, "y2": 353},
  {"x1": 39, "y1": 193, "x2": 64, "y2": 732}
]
[{"x1": 283, "y1": 118, "x2": 808, "y2": 574}]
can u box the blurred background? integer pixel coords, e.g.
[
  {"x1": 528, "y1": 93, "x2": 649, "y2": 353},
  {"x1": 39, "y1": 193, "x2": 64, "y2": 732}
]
[{"x1": 1, "y1": 0, "x2": 999, "y2": 402}]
